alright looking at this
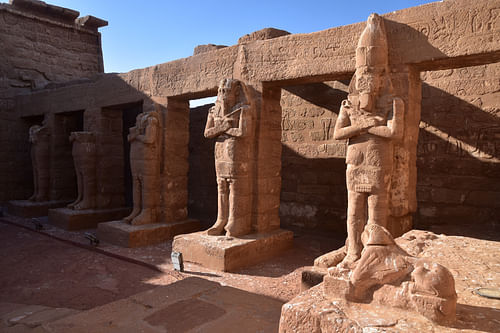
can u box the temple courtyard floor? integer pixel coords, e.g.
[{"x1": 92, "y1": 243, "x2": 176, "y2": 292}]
[{"x1": 0, "y1": 213, "x2": 499, "y2": 332}]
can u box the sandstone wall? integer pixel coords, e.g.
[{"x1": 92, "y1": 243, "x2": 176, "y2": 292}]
[
  {"x1": 416, "y1": 62, "x2": 500, "y2": 231},
  {"x1": 0, "y1": 0, "x2": 106, "y2": 202}
]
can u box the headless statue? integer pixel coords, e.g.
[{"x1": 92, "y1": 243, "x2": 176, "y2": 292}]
[
  {"x1": 204, "y1": 79, "x2": 254, "y2": 237},
  {"x1": 28, "y1": 123, "x2": 50, "y2": 202},
  {"x1": 123, "y1": 110, "x2": 160, "y2": 225}
]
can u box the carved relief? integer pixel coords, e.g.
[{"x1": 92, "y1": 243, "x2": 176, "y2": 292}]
[
  {"x1": 67, "y1": 132, "x2": 96, "y2": 210},
  {"x1": 28, "y1": 122, "x2": 50, "y2": 202},
  {"x1": 204, "y1": 79, "x2": 254, "y2": 237},
  {"x1": 123, "y1": 110, "x2": 161, "y2": 225}
]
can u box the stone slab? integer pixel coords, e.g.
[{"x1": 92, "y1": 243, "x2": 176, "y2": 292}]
[
  {"x1": 48, "y1": 207, "x2": 131, "y2": 231},
  {"x1": 46, "y1": 277, "x2": 284, "y2": 333},
  {"x1": 172, "y1": 229, "x2": 294, "y2": 272},
  {"x1": 6, "y1": 200, "x2": 70, "y2": 218},
  {"x1": 97, "y1": 219, "x2": 200, "y2": 248},
  {"x1": 279, "y1": 283, "x2": 437, "y2": 333}
]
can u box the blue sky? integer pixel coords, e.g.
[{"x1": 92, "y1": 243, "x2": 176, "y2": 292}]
[{"x1": 2, "y1": 0, "x2": 438, "y2": 73}]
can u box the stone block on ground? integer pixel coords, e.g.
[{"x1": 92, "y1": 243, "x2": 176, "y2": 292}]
[
  {"x1": 97, "y1": 219, "x2": 200, "y2": 248},
  {"x1": 48, "y1": 207, "x2": 131, "y2": 230},
  {"x1": 7, "y1": 200, "x2": 71, "y2": 218},
  {"x1": 172, "y1": 229, "x2": 293, "y2": 272},
  {"x1": 46, "y1": 277, "x2": 284, "y2": 333}
]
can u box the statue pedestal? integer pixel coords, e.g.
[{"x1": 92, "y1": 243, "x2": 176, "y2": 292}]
[
  {"x1": 48, "y1": 207, "x2": 131, "y2": 230},
  {"x1": 172, "y1": 229, "x2": 293, "y2": 272},
  {"x1": 7, "y1": 200, "x2": 70, "y2": 218},
  {"x1": 97, "y1": 219, "x2": 200, "y2": 248}
]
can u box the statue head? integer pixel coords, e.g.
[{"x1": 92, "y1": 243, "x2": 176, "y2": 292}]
[
  {"x1": 217, "y1": 79, "x2": 242, "y2": 113},
  {"x1": 352, "y1": 13, "x2": 391, "y2": 111},
  {"x1": 411, "y1": 260, "x2": 457, "y2": 298}
]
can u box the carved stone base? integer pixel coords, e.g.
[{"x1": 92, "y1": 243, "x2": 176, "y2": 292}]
[
  {"x1": 300, "y1": 266, "x2": 327, "y2": 291},
  {"x1": 279, "y1": 283, "x2": 446, "y2": 333},
  {"x1": 7, "y1": 200, "x2": 70, "y2": 218},
  {"x1": 48, "y1": 207, "x2": 131, "y2": 230},
  {"x1": 97, "y1": 219, "x2": 200, "y2": 248},
  {"x1": 172, "y1": 229, "x2": 293, "y2": 272}
]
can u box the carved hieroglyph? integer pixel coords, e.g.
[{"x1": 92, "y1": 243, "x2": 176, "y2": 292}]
[
  {"x1": 123, "y1": 110, "x2": 161, "y2": 225},
  {"x1": 28, "y1": 123, "x2": 50, "y2": 202},
  {"x1": 319, "y1": 14, "x2": 456, "y2": 324},
  {"x1": 67, "y1": 131, "x2": 96, "y2": 210},
  {"x1": 204, "y1": 79, "x2": 254, "y2": 237}
]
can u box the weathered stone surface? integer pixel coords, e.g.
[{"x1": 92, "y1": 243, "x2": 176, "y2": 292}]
[
  {"x1": 97, "y1": 219, "x2": 200, "y2": 248},
  {"x1": 46, "y1": 277, "x2": 284, "y2": 333},
  {"x1": 238, "y1": 27, "x2": 290, "y2": 44},
  {"x1": 67, "y1": 131, "x2": 96, "y2": 210},
  {"x1": 193, "y1": 44, "x2": 227, "y2": 55},
  {"x1": 172, "y1": 229, "x2": 293, "y2": 271},
  {"x1": 7, "y1": 199, "x2": 70, "y2": 218},
  {"x1": 48, "y1": 207, "x2": 130, "y2": 231},
  {"x1": 281, "y1": 229, "x2": 500, "y2": 332}
]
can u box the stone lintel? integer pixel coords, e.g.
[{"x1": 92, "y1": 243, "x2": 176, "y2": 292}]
[
  {"x1": 7, "y1": 200, "x2": 70, "y2": 218},
  {"x1": 48, "y1": 207, "x2": 131, "y2": 231},
  {"x1": 10, "y1": 0, "x2": 79, "y2": 24},
  {"x1": 172, "y1": 229, "x2": 294, "y2": 272},
  {"x1": 97, "y1": 219, "x2": 200, "y2": 248}
]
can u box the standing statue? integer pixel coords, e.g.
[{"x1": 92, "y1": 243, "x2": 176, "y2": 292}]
[
  {"x1": 123, "y1": 110, "x2": 161, "y2": 225},
  {"x1": 332, "y1": 13, "x2": 404, "y2": 268},
  {"x1": 28, "y1": 122, "x2": 50, "y2": 202},
  {"x1": 319, "y1": 14, "x2": 457, "y2": 324},
  {"x1": 67, "y1": 132, "x2": 96, "y2": 210},
  {"x1": 204, "y1": 79, "x2": 254, "y2": 237}
]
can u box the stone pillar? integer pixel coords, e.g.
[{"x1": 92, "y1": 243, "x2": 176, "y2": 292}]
[
  {"x1": 159, "y1": 97, "x2": 190, "y2": 223},
  {"x1": 252, "y1": 85, "x2": 283, "y2": 233}
]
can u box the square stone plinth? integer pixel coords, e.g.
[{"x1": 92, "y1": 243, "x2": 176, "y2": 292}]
[
  {"x1": 48, "y1": 207, "x2": 131, "y2": 231},
  {"x1": 172, "y1": 229, "x2": 294, "y2": 272},
  {"x1": 97, "y1": 219, "x2": 200, "y2": 248},
  {"x1": 7, "y1": 200, "x2": 70, "y2": 218}
]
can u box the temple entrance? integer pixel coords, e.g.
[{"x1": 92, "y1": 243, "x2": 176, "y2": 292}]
[{"x1": 187, "y1": 96, "x2": 217, "y2": 228}]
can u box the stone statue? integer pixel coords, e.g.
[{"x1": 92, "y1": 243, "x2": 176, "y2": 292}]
[
  {"x1": 204, "y1": 79, "x2": 254, "y2": 237},
  {"x1": 67, "y1": 131, "x2": 96, "y2": 210},
  {"x1": 332, "y1": 13, "x2": 405, "y2": 268},
  {"x1": 123, "y1": 110, "x2": 161, "y2": 225},
  {"x1": 320, "y1": 13, "x2": 457, "y2": 324},
  {"x1": 28, "y1": 122, "x2": 50, "y2": 202}
]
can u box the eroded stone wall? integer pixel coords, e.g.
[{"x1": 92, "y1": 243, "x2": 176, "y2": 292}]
[
  {"x1": 416, "y1": 62, "x2": 500, "y2": 231},
  {"x1": 0, "y1": 1, "x2": 105, "y2": 202}
]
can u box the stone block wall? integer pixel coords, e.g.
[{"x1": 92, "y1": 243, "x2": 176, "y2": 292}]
[
  {"x1": 0, "y1": 0, "x2": 106, "y2": 202},
  {"x1": 416, "y1": 62, "x2": 500, "y2": 231},
  {"x1": 279, "y1": 81, "x2": 349, "y2": 232}
]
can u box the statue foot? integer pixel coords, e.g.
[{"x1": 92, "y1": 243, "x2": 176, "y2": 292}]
[
  {"x1": 314, "y1": 246, "x2": 346, "y2": 268},
  {"x1": 338, "y1": 253, "x2": 361, "y2": 270},
  {"x1": 74, "y1": 201, "x2": 93, "y2": 210},
  {"x1": 131, "y1": 209, "x2": 153, "y2": 225},
  {"x1": 206, "y1": 226, "x2": 224, "y2": 236}
]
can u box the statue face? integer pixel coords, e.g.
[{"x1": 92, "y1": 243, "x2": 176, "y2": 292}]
[{"x1": 218, "y1": 80, "x2": 238, "y2": 112}]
